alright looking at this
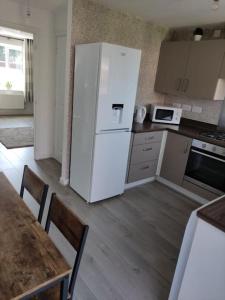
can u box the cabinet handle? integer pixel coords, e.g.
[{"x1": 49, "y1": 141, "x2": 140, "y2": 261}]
[
  {"x1": 145, "y1": 136, "x2": 154, "y2": 140},
  {"x1": 143, "y1": 147, "x2": 152, "y2": 152},
  {"x1": 183, "y1": 79, "x2": 189, "y2": 93},
  {"x1": 184, "y1": 141, "x2": 189, "y2": 154},
  {"x1": 176, "y1": 78, "x2": 182, "y2": 91},
  {"x1": 141, "y1": 166, "x2": 150, "y2": 170}
]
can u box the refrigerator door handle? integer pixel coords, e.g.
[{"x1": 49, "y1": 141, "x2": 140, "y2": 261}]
[{"x1": 99, "y1": 128, "x2": 130, "y2": 133}]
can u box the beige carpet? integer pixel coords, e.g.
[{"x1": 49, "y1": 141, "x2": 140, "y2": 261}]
[{"x1": 0, "y1": 127, "x2": 34, "y2": 149}]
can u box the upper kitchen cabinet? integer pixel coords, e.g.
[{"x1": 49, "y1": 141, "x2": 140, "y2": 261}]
[
  {"x1": 185, "y1": 40, "x2": 225, "y2": 100},
  {"x1": 155, "y1": 41, "x2": 191, "y2": 95},
  {"x1": 155, "y1": 39, "x2": 225, "y2": 100}
]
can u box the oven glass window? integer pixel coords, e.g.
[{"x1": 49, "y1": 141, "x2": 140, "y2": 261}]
[
  {"x1": 155, "y1": 109, "x2": 174, "y2": 121},
  {"x1": 185, "y1": 149, "x2": 225, "y2": 192}
]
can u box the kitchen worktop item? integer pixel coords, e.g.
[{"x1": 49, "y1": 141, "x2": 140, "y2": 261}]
[{"x1": 134, "y1": 105, "x2": 146, "y2": 124}]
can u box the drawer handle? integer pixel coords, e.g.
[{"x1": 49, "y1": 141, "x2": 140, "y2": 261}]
[
  {"x1": 141, "y1": 166, "x2": 150, "y2": 170},
  {"x1": 184, "y1": 141, "x2": 189, "y2": 154},
  {"x1": 145, "y1": 136, "x2": 154, "y2": 140},
  {"x1": 143, "y1": 148, "x2": 152, "y2": 152}
]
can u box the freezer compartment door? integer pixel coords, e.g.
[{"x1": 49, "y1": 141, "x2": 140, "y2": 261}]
[
  {"x1": 90, "y1": 132, "x2": 131, "y2": 203},
  {"x1": 96, "y1": 44, "x2": 141, "y2": 133}
]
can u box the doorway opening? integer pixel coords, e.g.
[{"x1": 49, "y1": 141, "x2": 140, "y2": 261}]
[{"x1": 0, "y1": 26, "x2": 34, "y2": 150}]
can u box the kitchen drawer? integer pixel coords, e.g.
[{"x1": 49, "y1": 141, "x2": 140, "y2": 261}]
[
  {"x1": 128, "y1": 160, "x2": 157, "y2": 183},
  {"x1": 130, "y1": 142, "x2": 161, "y2": 164},
  {"x1": 133, "y1": 131, "x2": 163, "y2": 146}
]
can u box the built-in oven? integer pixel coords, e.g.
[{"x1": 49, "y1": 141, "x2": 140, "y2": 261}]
[{"x1": 184, "y1": 139, "x2": 225, "y2": 195}]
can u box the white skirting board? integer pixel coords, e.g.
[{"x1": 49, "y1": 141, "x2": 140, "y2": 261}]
[
  {"x1": 156, "y1": 176, "x2": 208, "y2": 205},
  {"x1": 125, "y1": 177, "x2": 155, "y2": 189},
  {"x1": 125, "y1": 175, "x2": 208, "y2": 205},
  {"x1": 60, "y1": 176, "x2": 69, "y2": 186}
]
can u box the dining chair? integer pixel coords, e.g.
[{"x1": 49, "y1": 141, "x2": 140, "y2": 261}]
[
  {"x1": 20, "y1": 165, "x2": 49, "y2": 224},
  {"x1": 38, "y1": 193, "x2": 89, "y2": 300}
]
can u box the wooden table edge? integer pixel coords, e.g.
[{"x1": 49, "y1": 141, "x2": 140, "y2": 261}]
[
  {"x1": 12, "y1": 269, "x2": 72, "y2": 300},
  {"x1": 197, "y1": 196, "x2": 225, "y2": 233}
]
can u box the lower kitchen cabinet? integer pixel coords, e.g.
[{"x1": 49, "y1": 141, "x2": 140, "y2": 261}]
[
  {"x1": 127, "y1": 131, "x2": 163, "y2": 183},
  {"x1": 130, "y1": 142, "x2": 161, "y2": 164},
  {"x1": 160, "y1": 132, "x2": 192, "y2": 186},
  {"x1": 128, "y1": 160, "x2": 158, "y2": 182}
]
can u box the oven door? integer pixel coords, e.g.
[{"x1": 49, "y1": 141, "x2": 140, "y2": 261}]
[
  {"x1": 185, "y1": 147, "x2": 225, "y2": 193},
  {"x1": 153, "y1": 108, "x2": 175, "y2": 123}
]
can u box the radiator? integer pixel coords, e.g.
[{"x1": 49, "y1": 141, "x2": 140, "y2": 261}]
[{"x1": 0, "y1": 91, "x2": 25, "y2": 109}]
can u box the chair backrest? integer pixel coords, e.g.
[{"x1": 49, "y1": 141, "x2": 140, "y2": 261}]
[
  {"x1": 45, "y1": 193, "x2": 89, "y2": 300},
  {"x1": 20, "y1": 165, "x2": 49, "y2": 223}
]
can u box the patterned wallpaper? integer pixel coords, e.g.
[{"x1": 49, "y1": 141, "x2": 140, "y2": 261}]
[{"x1": 72, "y1": 0, "x2": 167, "y2": 106}]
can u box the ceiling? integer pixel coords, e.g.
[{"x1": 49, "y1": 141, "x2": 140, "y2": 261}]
[
  {"x1": 9, "y1": 0, "x2": 66, "y2": 11},
  {"x1": 93, "y1": 0, "x2": 225, "y2": 28}
]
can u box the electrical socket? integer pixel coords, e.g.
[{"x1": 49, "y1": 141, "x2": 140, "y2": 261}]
[
  {"x1": 213, "y1": 29, "x2": 221, "y2": 38},
  {"x1": 192, "y1": 106, "x2": 202, "y2": 113},
  {"x1": 182, "y1": 104, "x2": 192, "y2": 112}
]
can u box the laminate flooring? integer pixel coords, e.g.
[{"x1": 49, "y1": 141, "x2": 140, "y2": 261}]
[{"x1": 0, "y1": 144, "x2": 199, "y2": 300}]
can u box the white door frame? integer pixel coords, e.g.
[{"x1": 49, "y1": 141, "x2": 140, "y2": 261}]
[
  {"x1": 54, "y1": 34, "x2": 67, "y2": 163},
  {"x1": 60, "y1": 0, "x2": 73, "y2": 185}
]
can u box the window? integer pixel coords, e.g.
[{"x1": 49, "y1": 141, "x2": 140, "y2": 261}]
[
  {"x1": 0, "y1": 38, "x2": 24, "y2": 92},
  {"x1": 0, "y1": 46, "x2": 5, "y2": 67},
  {"x1": 9, "y1": 49, "x2": 23, "y2": 70}
]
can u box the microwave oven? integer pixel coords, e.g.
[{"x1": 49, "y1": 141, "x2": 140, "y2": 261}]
[{"x1": 150, "y1": 105, "x2": 182, "y2": 125}]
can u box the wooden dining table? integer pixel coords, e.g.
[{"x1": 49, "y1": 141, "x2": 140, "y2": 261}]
[{"x1": 0, "y1": 172, "x2": 72, "y2": 300}]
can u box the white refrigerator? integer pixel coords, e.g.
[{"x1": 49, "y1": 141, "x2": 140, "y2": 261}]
[{"x1": 70, "y1": 43, "x2": 141, "y2": 203}]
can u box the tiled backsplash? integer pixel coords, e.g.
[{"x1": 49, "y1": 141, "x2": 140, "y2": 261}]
[{"x1": 164, "y1": 96, "x2": 223, "y2": 125}]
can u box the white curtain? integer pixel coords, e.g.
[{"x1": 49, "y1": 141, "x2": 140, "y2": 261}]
[{"x1": 25, "y1": 39, "x2": 33, "y2": 103}]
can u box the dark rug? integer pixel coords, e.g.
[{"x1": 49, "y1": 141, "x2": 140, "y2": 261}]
[{"x1": 0, "y1": 127, "x2": 34, "y2": 149}]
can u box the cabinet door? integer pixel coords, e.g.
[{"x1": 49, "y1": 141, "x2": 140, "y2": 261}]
[
  {"x1": 155, "y1": 41, "x2": 190, "y2": 95},
  {"x1": 160, "y1": 132, "x2": 192, "y2": 186},
  {"x1": 185, "y1": 40, "x2": 225, "y2": 99}
]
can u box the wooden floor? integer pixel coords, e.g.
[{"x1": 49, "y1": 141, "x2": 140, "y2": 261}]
[{"x1": 0, "y1": 145, "x2": 199, "y2": 300}]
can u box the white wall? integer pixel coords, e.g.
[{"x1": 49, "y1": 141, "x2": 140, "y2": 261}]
[
  {"x1": 0, "y1": 0, "x2": 56, "y2": 159},
  {"x1": 54, "y1": 5, "x2": 68, "y2": 36}
]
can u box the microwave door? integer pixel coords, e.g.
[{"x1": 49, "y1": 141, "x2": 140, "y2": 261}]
[{"x1": 155, "y1": 109, "x2": 174, "y2": 122}]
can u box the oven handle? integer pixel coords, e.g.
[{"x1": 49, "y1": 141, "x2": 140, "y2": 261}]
[{"x1": 191, "y1": 149, "x2": 225, "y2": 163}]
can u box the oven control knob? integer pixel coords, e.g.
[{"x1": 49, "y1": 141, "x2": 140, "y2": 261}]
[
  {"x1": 212, "y1": 146, "x2": 217, "y2": 152},
  {"x1": 202, "y1": 144, "x2": 206, "y2": 149}
]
